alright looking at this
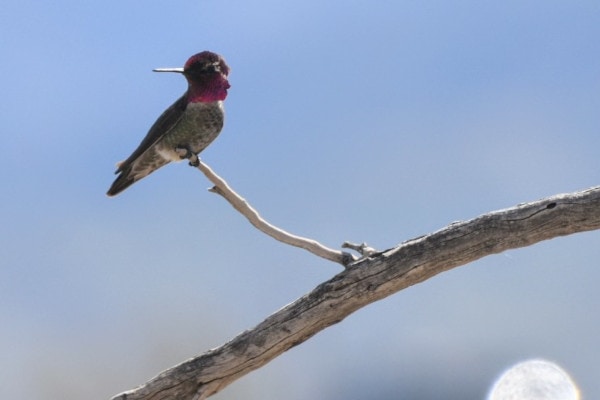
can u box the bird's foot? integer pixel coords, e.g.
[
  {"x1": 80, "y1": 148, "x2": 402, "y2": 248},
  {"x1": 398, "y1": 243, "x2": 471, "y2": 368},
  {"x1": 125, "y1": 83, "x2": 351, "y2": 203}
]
[
  {"x1": 175, "y1": 146, "x2": 200, "y2": 167},
  {"x1": 188, "y1": 154, "x2": 200, "y2": 167}
]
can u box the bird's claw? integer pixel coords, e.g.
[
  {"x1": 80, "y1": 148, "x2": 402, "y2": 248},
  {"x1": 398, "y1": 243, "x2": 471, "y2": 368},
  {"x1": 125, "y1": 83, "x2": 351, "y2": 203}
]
[
  {"x1": 188, "y1": 154, "x2": 200, "y2": 167},
  {"x1": 175, "y1": 146, "x2": 200, "y2": 167}
]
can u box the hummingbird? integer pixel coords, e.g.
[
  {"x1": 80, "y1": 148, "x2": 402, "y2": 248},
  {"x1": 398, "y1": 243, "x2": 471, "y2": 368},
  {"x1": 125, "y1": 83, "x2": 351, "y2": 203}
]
[{"x1": 107, "y1": 51, "x2": 231, "y2": 196}]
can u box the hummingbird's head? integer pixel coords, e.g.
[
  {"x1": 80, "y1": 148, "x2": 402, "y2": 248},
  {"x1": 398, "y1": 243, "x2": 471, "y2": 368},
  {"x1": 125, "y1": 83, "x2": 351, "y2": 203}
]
[{"x1": 154, "y1": 51, "x2": 230, "y2": 103}]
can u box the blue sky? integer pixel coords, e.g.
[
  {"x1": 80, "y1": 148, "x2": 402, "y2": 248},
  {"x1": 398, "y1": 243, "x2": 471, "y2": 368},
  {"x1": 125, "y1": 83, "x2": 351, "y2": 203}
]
[{"x1": 2, "y1": 1, "x2": 600, "y2": 399}]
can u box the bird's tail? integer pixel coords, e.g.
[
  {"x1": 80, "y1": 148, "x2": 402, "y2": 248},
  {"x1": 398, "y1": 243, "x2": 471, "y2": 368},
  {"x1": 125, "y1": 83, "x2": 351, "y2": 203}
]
[
  {"x1": 106, "y1": 165, "x2": 136, "y2": 197},
  {"x1": 106, "y1": 149, "x2": 171, "y2": 197}
]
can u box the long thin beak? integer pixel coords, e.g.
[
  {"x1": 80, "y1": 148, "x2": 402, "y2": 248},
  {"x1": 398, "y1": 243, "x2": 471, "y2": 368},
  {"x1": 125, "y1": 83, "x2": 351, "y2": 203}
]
[{"x1": 152, "y1": 67, "x2": 185, "y2": 73}]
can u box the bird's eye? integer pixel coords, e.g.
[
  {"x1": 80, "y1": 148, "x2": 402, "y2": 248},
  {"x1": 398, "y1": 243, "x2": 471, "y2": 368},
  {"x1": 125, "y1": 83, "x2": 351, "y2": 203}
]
[{"x1": 201, "y1": 63, "x2": 219, "y2": 73}]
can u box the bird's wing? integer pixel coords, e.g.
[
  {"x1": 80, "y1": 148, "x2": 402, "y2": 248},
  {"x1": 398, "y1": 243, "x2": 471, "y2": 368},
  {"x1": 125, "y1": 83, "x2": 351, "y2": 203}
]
[
  {"x1": 106, "y1": 94, "x2": 189, "y2": 196},
  {"x1": 116, "y1": 93, "x2": 188, "y2": 173}
]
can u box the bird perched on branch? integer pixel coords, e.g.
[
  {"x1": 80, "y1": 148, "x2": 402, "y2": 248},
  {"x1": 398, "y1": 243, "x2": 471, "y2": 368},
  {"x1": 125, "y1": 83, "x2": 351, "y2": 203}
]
[{"x1": 107, "y1": 51, "x2": 231, "y2": 196}]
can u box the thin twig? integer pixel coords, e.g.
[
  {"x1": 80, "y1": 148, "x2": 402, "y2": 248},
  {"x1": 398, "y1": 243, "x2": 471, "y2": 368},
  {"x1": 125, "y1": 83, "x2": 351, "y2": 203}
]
[{"x1": 195, "y1": 160, "x2": 356, "y2": 266}]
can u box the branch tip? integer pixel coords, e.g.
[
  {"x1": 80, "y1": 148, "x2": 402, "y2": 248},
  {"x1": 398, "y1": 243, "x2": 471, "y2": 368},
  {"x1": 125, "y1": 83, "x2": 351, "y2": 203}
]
[{"x1": 208, "y1": 185, "x2": 220, "y2": 194}]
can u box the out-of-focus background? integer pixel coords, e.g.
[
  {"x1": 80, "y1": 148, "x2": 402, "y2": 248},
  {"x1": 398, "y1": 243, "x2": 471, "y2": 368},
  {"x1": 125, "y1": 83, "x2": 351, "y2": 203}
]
[{"x1": 2, "y1": 1, "x2": 598, "y2": 399}]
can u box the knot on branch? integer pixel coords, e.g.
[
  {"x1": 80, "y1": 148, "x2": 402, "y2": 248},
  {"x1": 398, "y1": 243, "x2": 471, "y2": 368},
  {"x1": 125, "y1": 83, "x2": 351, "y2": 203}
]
[{"x1": 342, "y1": 242, "x2": 378, "y2": 258}]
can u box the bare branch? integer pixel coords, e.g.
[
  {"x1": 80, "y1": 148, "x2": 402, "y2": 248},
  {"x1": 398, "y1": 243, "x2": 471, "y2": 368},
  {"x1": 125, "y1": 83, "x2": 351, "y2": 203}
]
[
  {"x1": 111, "y1": 185, "x2": 600, "y2": 400},
  {"x1": 196, "y1": 160, "x2": 356, "y2": 266}
]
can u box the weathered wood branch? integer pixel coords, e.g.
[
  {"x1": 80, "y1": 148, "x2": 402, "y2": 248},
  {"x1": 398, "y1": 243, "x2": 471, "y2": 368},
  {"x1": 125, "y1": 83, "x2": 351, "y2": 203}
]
[{"x1": 111, "y1": 185, "x2": 600, "y2": 400}]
